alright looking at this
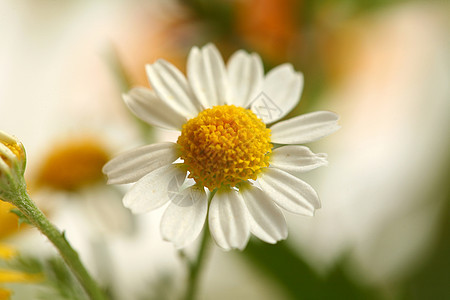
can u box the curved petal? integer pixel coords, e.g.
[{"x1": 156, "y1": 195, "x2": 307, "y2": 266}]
[
  {"x1": 187, "y1": 44, "x2": 230, "y2": 109},
  {"x1": 241, "y1": 186, "x2": 287, "y2": 244},
  {"x1": 146, "y1": 59, "x2": 201, "y2": 119},
  {"x1": 160, "y1": 186, "x2": 208, "y2": 248},
  {"x1": 123, "y1": 87, "x2": 187, "y2": 130},
  {"x1": 123, "y1": 165, "x2": 186, "y2": 214},
  {"x1": 103, "y1": 143, "x2": 179, "y2": 184},
  {"x1": 209, "y1": 189, "x2": 250, "y2": 250},
  {"x1": 258, "y1": 168, "x2": 320, "y2": 216},
  {"x1": 227, "y1": 50, "x2": 263, "y2": 108},
  {"x1": 0, "y1": 143, "x2": 15, "y2": 161},
  {"x1": 270, "y1": 145, "x2": 328, "y2": 176},
  {"x1": 250, "y1": 64, "x2": 303, "y2": 124},
  {"x1": 270, "y1": 111, "x2": 340, "y2": 144}
]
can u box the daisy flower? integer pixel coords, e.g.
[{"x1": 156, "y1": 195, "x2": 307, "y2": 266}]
[{"x1": 103, "y1": 44, "x2": 339, "y2": 250}]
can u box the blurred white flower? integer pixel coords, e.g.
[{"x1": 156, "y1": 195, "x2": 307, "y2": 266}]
[
  {"x1": 104, "y1": 44, "x2": 340, "y2": 250},
  {"x1": 287, "y1": 1, "x2": 450, "y2": 286},
  {"x1": 0, "y1": 1, "x2": 189, "y2": 298}
]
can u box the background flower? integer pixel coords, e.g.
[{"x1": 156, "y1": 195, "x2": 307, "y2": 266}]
[{"x1": 288, "y1": 2, "x2": 450, "y2": 288}]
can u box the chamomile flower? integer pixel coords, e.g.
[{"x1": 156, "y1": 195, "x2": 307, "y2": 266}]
[{"x1": 103, "y1": 44, "x2": 339, "y2": 250}]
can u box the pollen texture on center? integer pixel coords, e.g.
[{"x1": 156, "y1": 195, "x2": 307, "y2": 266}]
[{"x1": 177, "y1": 105, "x2": 272, "y2": 190}]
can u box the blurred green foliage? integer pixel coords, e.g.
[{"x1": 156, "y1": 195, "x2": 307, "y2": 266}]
[
  {"x1": 242, "y1": 240, "x2": 378, "y2": 299},
  {"x1": 1, "y1": 255, "x2": 88, "y2": 300},
  {"x1": 401, "y1": 180, "x2": 450, "y2": 299}
]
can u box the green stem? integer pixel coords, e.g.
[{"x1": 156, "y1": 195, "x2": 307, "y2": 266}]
[
  {"x1": 11, "y1": 189, "x2": 107, "y2": 300},
  {"x1": 184, "y1": 191, "x2": 216, "y2": 300}
]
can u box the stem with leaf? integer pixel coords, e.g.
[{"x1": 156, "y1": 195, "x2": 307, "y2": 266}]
[{"x1": 9, "y1": 187, "x2": 107, "y2": 300}]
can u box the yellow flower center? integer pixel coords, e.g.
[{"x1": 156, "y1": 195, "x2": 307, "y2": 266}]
[
  {"x1": 36, "y1": 138, "x2": 110, "y2": 190},
  {"x1": 177, "y1": 105, "x2": 272, "y2": 190}
]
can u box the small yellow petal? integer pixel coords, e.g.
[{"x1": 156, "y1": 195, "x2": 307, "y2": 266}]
[
  {"x1": 0, "y1": 245, "x2": 16, "y2": 260},
  {"x1": 0, "y1": 131, "x2": 26, "y2": 172},
  {"x1": 0, "y1": 269, "x2": 42, "y2": 283}
]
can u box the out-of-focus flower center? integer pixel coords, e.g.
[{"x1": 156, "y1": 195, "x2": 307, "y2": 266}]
[
  {"x1": 0, "y1": 288, "x2": 11, "y2": 299},
  {"x1": 0, "y1": 202, "x2": 20, "y2": 239},
  {"x1": 0, "y1": 244, "x2": 16, "y2": 260},
  {"x1": 36, "y1": 139, "x2": 110, "y2": 190},
  {"x1": 177, "y1": 105, "x2": 272, "y2": 190}
]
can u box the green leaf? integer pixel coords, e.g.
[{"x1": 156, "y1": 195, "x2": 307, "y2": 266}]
[
  {"x1": 182, "y1": 0, "x2": 234, "y2": 37},
  {"x1": 0, "y1": 254, "x2": 42, "y2": 274},
  {"x1": 37, "y1": 257, "x2": 88, "y2": 300},
  {"x1": 242, "y1": 240, "x2": 378, "y2": 299},
  {"x1": 10, "y1": 208, "x2": 32, "y2": 226},
  {"x1": 401, "y1": 193, "x2": 450, "y2": 299},
  {"x1": 2, "y1": 254, "x2": 88, "y2": 300}
]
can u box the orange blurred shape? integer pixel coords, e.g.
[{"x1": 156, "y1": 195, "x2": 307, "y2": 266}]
[
  {"x1": 317, "y1": 18, "x2": 368, "y2": 84},
  {"x1": 35, "y1": 138, "x2": 110, "y2": 191},
  {"x1": 0, "y1": 288, "x2": 10, "y2": 300},
  {"x1": 235, "y1": 0, "x2": 298, "y2": 62},
  {"x1": 112, "y1": 5, "x2": 195, "y2": 87}
]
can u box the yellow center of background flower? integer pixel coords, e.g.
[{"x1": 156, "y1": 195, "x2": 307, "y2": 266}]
[
  {"x1": 35, "y1": 139, "x2": 110, "y2": 191},
  {"x1": 177, "y1": 105, "x2": 272, "y2": 190}
]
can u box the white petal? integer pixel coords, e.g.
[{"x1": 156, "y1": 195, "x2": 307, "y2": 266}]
[
  {"x1": 270, "y1": 111, "x2": 340, "y2": 144},
  {"x1": 227, "y1": 50, "x2": 263, "y2": 108},
  {"x1": 160, "y1": 186, "x2": 208, "y2": 248},
  {"x1": 0, "y1": 131, "x2": 18, "y2": 144},
  {"x1": 0, "y1": 143, "x2": 15, "y2": 161},
  {"x1": 241, "y1": 186, "x2": 287, "y2": 244},
  {"x1": 270, "y1": 145, "x2": 328, "y2": 176},
  {"x1": 123, "y1": 165, "x2": 186, "y2": 214},
  {"x1": 187, "y1": 44, "x2": 230, "y2": 108},
  {"x1": 258, "y1": 168, "x2": 320, "y2": 216},
  {"x1": 0, "y1": 159, "x2": 8, "y2": 173},
  {"x1": 103, "y1": 143, "x2": 179, "y2": 184},
  {"x1": 80, "y1": 185, "x2": 134, "y2": 235},
  {"x1": 146, "y1": 59, "x2": 201, "y2": 119},
  {"x1": 123, "y1": 87, "x2": 186, "y2": 130},
  {"x1": 208, "y1": 190, "x2": 250, "y2": 250},
  {"x1": 250, "y1": 64, "x2": 303, "y2": 124}
]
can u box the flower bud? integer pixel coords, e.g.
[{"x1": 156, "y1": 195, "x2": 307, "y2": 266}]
[{"x1": 0, "y1": 130, "x2": 27, "y2": 203}]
